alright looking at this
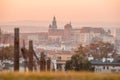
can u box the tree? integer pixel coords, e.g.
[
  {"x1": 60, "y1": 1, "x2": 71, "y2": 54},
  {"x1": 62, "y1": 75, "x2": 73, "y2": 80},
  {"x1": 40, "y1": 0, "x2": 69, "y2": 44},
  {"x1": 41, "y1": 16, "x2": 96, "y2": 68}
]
[
  {"x1": 65, "y1": 54, "x2": 93, "y2": 71},
  {"x1": 75, "y1": 44, "x2": 86, "y2": 56},
  {"x1": 86, "y1": 41, "x2": 117, "y2": 59},
  {"x1": 65, "y1": 60, "x2": 72, "y2": 71},
  {"x1": 0, "y1": 46, "x2": 14, "y2": 60}
]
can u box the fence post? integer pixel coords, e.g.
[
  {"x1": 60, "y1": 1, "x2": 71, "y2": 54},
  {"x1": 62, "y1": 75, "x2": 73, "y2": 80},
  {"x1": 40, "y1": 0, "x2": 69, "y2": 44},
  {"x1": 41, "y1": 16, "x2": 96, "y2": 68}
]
[
  {"x1": 14, "y1": 28, "x2": 20, "y2": 71},
  {"x1": 28, "y1": 40, "x2": 33, "y2": 71},
  {"x1": 47, "y1": 58, "x2": 51, "y2": 71}
]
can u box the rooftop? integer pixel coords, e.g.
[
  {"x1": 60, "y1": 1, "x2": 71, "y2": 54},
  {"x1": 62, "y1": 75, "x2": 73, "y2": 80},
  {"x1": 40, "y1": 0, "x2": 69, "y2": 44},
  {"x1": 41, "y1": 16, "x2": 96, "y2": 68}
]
[{"x1": 91, "y1": 60, "x2": 120, "y2": 66}]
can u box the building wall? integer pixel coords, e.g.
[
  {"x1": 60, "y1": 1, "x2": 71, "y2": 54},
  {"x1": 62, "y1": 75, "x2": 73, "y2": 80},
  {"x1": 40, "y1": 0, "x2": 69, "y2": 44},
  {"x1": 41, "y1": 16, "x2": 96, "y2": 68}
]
[
  {"x1": 48, "y1": 53, "x2": 73, "y2": 71},
  {"x1": 27, "y1": 34, "x2": 39, "y2": 44},
  {"x1": 94, "y1": 65, "x2": 120, "y2": 73}
]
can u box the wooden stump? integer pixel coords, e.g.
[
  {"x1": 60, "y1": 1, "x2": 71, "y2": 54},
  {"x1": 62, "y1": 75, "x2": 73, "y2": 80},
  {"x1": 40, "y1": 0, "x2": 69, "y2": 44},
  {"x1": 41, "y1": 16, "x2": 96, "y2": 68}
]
[
  {"x1": 47, "y1": 58, "x2": 51, "y2": 71},
  {"x1": 14, "y1": 28, "x2": 20, "y2": 71},
  {"x1": 28, "y1": 40, "x2": 33, "y2": 71},
  {"x1": 40, "y1": 52, "x2": 46, "y2": 71}
]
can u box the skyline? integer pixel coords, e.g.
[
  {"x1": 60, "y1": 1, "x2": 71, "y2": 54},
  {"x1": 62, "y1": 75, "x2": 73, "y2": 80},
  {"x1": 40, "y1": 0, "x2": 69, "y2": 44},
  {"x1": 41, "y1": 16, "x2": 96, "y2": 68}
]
[{"x1": 0, "y1": 16, "x2": 120, "y2": 33}]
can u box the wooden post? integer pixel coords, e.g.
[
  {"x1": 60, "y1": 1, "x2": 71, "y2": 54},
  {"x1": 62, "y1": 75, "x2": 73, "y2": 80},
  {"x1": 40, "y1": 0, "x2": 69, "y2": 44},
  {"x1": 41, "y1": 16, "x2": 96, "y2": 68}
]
[
  {"x1": 28, "y1": 40, "x2": 33, "y2": 71},
  {"x1": 14, "y1": 28, "x2": 20, "y2": 71},
  {"x1": 40, "y1": 52, "x2": 46, "y2": 71},
  {"x1": 47, "y1": 58, "x2": 51, "y2": 71}
]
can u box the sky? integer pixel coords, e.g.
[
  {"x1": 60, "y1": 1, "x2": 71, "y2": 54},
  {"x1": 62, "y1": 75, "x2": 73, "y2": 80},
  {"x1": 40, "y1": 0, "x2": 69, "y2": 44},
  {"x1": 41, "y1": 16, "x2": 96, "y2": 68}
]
[{"x1": 0, "y1": 0, "x2": 120, "y2": 32}]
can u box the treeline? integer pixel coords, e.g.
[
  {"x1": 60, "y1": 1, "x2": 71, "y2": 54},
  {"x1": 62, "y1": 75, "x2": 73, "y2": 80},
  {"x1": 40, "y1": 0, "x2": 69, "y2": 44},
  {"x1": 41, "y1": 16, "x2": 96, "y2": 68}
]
[
  {"x1": 65, "y1": 41, "x2": 117, "y2": 71},
  {"x1": 75, "y1": 41, "x2": 117, "y2": 59}
]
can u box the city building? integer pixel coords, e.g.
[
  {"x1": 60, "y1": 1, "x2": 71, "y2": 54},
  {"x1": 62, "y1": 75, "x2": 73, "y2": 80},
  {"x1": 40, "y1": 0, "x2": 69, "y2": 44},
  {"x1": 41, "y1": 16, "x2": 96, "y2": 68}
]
[
  {"x1": 79, "y1": 27, "x2": 105, "y2": 45},
  {"x1": 48, "y1": 53, "x2": 74, "y2": 71},
  {"x1": 91, "y1": 59, "x2": 120, "y2": 73}
]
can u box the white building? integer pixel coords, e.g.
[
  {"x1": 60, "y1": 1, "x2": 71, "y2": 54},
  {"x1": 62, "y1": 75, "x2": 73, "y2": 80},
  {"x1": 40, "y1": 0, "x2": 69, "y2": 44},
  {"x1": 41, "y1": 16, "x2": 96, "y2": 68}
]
[
  {"x1": 48, "y1": 53, "x2": 73, "y2": 71},
  {"x1": 111, "y1": 28, "x2": 120, "y2": 40},
  {"x1": 79, "y1": 27, "x2": 104, "y2": 45},
  {"x1": 72, "y1": 29, "x2": 81, "y2": 45},
  {"x1": 91, "y1": 60, "x2": 120, "y2": 73}
]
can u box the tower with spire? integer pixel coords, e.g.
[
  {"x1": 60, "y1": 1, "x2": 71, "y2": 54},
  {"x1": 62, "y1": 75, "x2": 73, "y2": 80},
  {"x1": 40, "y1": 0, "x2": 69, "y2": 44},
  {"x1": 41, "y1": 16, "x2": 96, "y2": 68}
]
[
  {"x1": 49, "y1": 16, "x2": 57, "y2": 32},
  {"x1": 52, "y1": 16, "x2": 57, "y2": 28}
]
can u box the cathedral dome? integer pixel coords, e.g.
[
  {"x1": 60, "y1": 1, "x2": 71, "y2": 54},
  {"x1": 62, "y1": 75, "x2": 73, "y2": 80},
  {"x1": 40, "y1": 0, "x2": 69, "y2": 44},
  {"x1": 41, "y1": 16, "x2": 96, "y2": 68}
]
[{"x1": 64, "y1": 22, "x2": 72, "y2": 29}]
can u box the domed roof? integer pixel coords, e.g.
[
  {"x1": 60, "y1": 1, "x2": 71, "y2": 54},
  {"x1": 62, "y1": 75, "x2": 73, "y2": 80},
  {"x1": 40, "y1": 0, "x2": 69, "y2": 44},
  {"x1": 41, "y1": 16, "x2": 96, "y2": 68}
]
[{"x1": 64, "y1": 22, "x2": 72, "y2": 29}]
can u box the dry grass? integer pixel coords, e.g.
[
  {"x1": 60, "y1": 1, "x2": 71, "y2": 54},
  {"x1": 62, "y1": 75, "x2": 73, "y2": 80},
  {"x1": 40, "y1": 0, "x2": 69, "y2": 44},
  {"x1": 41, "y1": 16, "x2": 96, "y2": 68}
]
[{"x1": 0, "y1": 71, "x2": 120, "y2": 80}]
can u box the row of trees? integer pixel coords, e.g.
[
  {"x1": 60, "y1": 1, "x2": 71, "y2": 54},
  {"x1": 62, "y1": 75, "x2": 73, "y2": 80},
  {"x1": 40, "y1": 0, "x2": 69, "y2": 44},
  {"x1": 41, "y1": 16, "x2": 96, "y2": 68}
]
[{"x1": 75, "y1": 41, "x2": 117, "y2": 59}]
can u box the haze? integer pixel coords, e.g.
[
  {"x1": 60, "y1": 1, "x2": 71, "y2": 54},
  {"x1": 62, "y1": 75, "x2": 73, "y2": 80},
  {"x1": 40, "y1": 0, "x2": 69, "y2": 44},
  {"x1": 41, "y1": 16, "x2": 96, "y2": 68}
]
[{"x1": 0, "y1": 0, "x2": 120, "y2": 32}]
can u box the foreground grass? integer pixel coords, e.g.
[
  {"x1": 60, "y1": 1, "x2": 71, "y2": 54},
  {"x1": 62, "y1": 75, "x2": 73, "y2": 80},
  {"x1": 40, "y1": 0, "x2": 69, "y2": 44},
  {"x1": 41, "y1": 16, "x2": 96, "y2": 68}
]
[{"x1": 0, "y1": 71, "x2": 120, "y2": 80}]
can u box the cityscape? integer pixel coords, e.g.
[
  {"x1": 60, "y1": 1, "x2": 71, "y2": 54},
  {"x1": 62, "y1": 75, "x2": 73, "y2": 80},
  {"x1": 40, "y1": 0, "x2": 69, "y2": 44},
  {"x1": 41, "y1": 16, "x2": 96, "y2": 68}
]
[
  {"x1": 0, "y1": 0, "x2": 120, "y2": 80},
  {"x1": 0, "y1": 16, "x2": 120, "y2": 72}
]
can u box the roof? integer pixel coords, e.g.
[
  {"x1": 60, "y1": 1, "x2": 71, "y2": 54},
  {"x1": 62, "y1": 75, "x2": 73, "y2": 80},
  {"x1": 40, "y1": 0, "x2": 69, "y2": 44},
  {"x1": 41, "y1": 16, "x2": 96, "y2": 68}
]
[
  {"x1": 90, "y1": 60, "x2": 120, "y2": 66},
  {"x1": 48, "y1": 31, "x2": 64, "y2": 36},
  {"x1": 39, "y1": 32, "x2": 48, "y2": 36},
  {"x1": 64, "y1": 23, "x2": 72, "y2": 29},
  {"x1": 80, "y1": 27, "x2": 105, "y2": 34},
  {"x1": 56, "y1": 60, "x2": 66, "y2": 64}
]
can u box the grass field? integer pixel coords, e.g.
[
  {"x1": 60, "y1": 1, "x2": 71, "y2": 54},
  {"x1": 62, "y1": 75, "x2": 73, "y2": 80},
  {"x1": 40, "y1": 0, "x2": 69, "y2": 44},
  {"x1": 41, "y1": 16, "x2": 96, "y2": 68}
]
[{"x1": 0, "y1": 71, "x2": 120, "y2": 80}]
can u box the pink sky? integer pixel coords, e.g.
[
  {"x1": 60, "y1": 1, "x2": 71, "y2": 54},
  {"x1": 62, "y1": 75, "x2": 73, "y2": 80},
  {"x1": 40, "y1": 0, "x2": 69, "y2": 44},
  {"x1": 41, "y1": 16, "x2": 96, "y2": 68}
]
[{"x1": 0, "y1": 0, "x2": 120, "y2": 24}]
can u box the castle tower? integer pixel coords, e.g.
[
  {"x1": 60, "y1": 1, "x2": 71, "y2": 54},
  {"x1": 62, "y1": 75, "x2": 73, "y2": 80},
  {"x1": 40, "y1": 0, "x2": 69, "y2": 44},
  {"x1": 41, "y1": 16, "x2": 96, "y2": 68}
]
[
  {"x1": 49, "y1": 16, "x2": 57, "y2": 32},
  {"x1": 52, "y1": 16, "x2": 57, "y2": 29}
]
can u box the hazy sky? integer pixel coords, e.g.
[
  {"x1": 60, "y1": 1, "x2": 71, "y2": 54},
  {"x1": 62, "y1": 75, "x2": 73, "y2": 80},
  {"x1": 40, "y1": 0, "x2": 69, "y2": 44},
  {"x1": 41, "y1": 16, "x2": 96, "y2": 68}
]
[{"x1": 0, "y1": 0, "x2": 120, "y2": 24}]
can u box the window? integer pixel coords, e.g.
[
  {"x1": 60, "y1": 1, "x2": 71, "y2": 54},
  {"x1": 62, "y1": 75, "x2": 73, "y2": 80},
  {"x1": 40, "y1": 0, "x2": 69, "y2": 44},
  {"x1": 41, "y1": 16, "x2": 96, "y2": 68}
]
[
  {"x1": 112, "y1": 66, "x2": 115, "y2": 68},
  {"x1": 99, "y1": 68, "x2": 101, "y2": 72},
  {"x1": 107, "y1": 66, "x2": 109, "y2": 69},
  {"x1": 111, "y1": 69, "x2": 116, "y2": 73},
  {"x1": 95, "y1": 68, "x2": 98, "y2": 72},
  {"x1": 103, "y1": 66, "x2": 105, "y2": 69}
]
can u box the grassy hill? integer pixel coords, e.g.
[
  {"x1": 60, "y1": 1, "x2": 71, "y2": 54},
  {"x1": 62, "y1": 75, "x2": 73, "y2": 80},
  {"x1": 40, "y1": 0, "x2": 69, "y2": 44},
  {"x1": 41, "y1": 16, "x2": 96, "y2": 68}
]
[{"x1": 0, "y1": 71, "x2": 120, "y2": 80}]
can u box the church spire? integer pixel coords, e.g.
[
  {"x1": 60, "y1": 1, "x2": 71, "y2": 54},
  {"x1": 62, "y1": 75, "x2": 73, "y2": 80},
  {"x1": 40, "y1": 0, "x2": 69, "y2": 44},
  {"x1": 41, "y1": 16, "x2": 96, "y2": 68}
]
[
  {"x1": 53, "y1": 16, "x2": 56, "y2": 21},
  {"x1": 52, "y1": 16, "x2": 57, "y2": 28},
  {"x1": 48, "y1": 16, "x2": 57, "y2": 32}
]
